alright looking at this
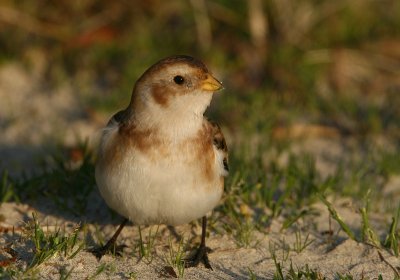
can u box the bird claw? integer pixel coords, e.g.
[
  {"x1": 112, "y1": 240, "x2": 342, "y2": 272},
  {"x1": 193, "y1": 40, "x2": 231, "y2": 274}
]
[
  {"x1": 88, "y1": 247, "x2": 108, "y2": 260},
  {"x1": 89, "y1": 244, "x2": 127, "y2": 260},
  {"x1": 184, "y1": 245, "x2": 213, "y2": 270}
]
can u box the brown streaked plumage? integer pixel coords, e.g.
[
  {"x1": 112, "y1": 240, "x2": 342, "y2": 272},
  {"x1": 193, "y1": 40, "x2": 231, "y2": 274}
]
[
  {"x1": 210, "y1": 121, "x2": 229, "y2": 174},
  {"x1": 189, "y1": 120, "x2": 229, "y2": 186},
  {"x1": 140, "y1": 55, "x2": 209, "y2": 79},
  {"x1": 93, "y1": 55, "x2": 227, "y2": 269}
]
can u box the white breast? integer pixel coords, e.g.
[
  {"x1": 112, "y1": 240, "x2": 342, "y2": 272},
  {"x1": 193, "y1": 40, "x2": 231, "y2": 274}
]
[{"x1": 95, "y1": 126, "x2": 223, "y2": 226}]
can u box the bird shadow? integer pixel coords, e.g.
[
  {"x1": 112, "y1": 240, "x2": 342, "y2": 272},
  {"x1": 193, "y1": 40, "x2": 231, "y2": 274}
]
[{"x1": 1, "y1": 141, "x2": 124, "y2": 227}]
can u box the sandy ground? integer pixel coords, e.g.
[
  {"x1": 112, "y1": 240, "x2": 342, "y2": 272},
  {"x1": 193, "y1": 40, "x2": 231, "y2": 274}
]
[
  {"x1": 1, "y1": 199, "x2": 398, "y2": 279},
  {"x1": 0, "y1": 62, "x2": 399, "y2": 279}
]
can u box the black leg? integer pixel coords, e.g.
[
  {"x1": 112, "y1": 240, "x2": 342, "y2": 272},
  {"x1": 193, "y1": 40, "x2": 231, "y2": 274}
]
[
  {"x1": 185, "y1": 216, "x2": 212, "y2": 270},
  {"x1": 90, "y1": 218, "x2": 128, "y2": 260}
]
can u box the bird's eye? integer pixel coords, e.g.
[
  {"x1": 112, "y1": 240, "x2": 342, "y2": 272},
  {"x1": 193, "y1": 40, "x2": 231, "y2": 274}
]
[{"x1": 173, "y1": 75, "x2": 185, "y2": 85}]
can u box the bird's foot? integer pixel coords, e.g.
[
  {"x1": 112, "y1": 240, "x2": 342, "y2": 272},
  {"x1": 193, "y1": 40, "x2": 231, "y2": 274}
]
[
  {"x1": 89, "y1": 244, "x2": 127, "y2": 260},
  {"x1": 184, "y1": 245, "x2": 212, "y2": 270}
]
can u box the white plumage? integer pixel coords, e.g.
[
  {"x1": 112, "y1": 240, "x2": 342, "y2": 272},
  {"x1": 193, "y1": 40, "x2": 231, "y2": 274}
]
[{"x1": 93, "y1": 55, "x2": 228, "y2": 268}]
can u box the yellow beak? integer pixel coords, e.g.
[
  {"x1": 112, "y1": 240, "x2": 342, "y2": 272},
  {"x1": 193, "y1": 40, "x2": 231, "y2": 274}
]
[{"x1": 201, "y1": 74, "x2": 223, "y2": 92}]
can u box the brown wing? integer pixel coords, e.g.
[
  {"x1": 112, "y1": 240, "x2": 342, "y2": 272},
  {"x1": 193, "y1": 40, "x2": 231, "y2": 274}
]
[
  {"x1": 209, "y1": 121, "x2": 229, "y2": 174},
  {"x1": 106, "y1": 108, "x2": 133, "y2": 127},
  {"x1": 107, "y1": 110, "x2": 125, "y2": 126}
]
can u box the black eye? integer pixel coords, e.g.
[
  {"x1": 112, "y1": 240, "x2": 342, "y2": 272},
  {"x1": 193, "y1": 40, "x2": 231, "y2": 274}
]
[{"x1": 173, "y1": 75, "x2": 185, "y2": 85}]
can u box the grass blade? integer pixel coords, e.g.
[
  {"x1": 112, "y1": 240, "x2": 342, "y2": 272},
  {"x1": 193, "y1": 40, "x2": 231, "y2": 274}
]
[{"x1": 318, "y1": 194, "x2": 356, "y2": 241}]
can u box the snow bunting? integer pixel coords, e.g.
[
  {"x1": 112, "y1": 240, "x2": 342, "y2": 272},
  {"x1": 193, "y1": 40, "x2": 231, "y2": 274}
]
[{"x1": 94, "y1": 55, "x2": 228, "y2": 269}]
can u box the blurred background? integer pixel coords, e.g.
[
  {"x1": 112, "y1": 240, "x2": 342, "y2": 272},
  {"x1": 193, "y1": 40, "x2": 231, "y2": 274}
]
[{"x1": 1, "y1": 0, "x2": 400, "y2": 175}]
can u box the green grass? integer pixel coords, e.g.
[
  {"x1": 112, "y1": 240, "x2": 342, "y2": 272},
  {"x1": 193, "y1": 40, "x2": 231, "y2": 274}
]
[
  {"x1": 27, "y1": 212, "x2": 84, "y2": 268},
  {"x1": 292, "y1": 229, "x2": 314, "y2": 254},
  {"x1": 271, "y1": 251, "x2": 325, "y2": 280},
  {"x1": 318, "y1": 194, "x2": 356, "y2": 241},
  {"x1": 137, "y1": 225, "x2": 160, "y2": 264},
  {"x1": 87, "y1": 263, "x2": 116, "y2": 280},
  {"x1": 384, "y1": 204, "x2": 400, "y2": 257},
  {"x1": 0, "y1": 213, "x2": 84, "y2": 279},
  {"x1": 165, "y1": 237, "x2": 186, "y2": 278},
  {"x1": 232, "y1": 217, "x2": 260, "y2": 248},
  {"x1": 360, "y1": 190, "x2": 381, "y2": 247},
  {"x1": 0, "y1": 171, "x2": 20, "y2": 204},
  {"x1": 318, "y1": 191, "x2": 400, "y2": 258}
]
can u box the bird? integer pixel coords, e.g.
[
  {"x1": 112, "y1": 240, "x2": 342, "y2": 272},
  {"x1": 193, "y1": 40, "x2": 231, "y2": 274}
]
[{"x1": 93, "y1": 55, "x2": 228, "y2": 269}]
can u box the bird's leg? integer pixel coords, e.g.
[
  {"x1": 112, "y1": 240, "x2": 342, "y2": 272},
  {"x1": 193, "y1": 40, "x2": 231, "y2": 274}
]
[
  {"x1": 90, "y1": 218, "x2": 128, "y2": 260},
  {"x1": 185, "y1": 216, "x2": 212, "y2": 270}
]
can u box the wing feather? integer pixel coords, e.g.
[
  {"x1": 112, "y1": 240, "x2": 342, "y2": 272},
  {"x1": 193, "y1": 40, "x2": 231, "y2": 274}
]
[{"x1": 209, "y1": 121, "x2": 229, "y2": 175}]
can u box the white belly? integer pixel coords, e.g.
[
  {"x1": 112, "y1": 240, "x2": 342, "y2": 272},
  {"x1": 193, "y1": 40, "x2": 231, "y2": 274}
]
[{"x1": 95, "y1": 146, "x2": 223, "y2": 226}]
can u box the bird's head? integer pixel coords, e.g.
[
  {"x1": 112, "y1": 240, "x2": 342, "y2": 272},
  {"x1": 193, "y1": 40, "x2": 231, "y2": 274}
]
[{"x1": 130, "y1": 55, "x2": 223, "y2": 123}]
